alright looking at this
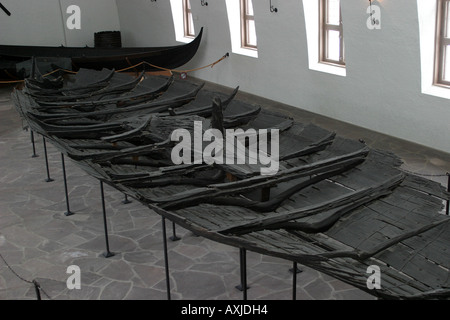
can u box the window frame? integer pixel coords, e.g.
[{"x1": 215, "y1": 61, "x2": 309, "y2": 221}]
[
  {"x1": 240, "y1": 0, "x2": 257, "y2": 50},
  {"x1": 435, "y1": 0, "x2": 450, "y2": 87},
  {"x1": 319, "y1": 0, "x2": 345, "y2": 67},
  {"x1": 183, "y1": 0, "x2": 195, "y2": 38}
]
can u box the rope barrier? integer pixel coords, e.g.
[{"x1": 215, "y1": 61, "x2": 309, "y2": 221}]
[
  {"x1": 0, "y1": 52, "x2": 229, "y2": 84},
  {"x1": 115, "y1": 52, "x2": 230, "y2": 74},
  {"x1": 0, "y1": 252, "x2": 51, "y2": 300},
  {"x1": 0, "y1": 79, "x2": 24, "y2": 84},
  {"x1": 41, "y1": 68, "x2": 77, "y2": 77},
  {"x1": 0, "y1": 252, "x2": 33, "y2": 285}
]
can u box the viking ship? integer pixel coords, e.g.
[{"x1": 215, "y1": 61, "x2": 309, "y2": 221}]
[{"x1": 12, "y1": 68, "x2": 450, "y2": 300}]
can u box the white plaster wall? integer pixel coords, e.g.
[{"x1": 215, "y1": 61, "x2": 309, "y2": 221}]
[
  {"x1": 112, "y1": 0, "x2": 447, "y2": 152},
  {"x1": 0, "y1": 0, "x2": 65, "y2": 46},
  {"x1": 60, "y1": 0, "x2": 121, "y2": 47},
  {"x1": 115, "y1": 0, "x2": 177, "y2": 47},
  {"x1": 115, "y1": 0, "x2": 450, "y2": 153},
  {"x1": 0, "y1": 0, "x2": 120, "y2": 47}
]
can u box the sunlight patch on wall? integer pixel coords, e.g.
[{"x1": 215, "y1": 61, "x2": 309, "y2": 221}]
[
  {"x1": 170, "y1": 0, "x2": 192, "y2": 43},
  {"x1": 417, "y1": 0, "x2": 450, "y2": 99},
  {"x1": 302, "y1": 0, "x2": 346, "y2": 77},
  {"x1": 225, "y1": 0, "x2": 258, "y2": 58}
]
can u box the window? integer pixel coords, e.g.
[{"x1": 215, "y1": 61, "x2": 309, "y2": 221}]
[
  {"x1": 302, "y1": 0, "x2": 345, "y2": 76},
  {"x1": 170, "y1": 0, "x2": 195, "y2": 43},
  {"x1": 183, "y1": 0, "x2": 195, "y2": 38},
  {"x1": 241, "y1": 0, "x2": 257, "y2": 49},
  {"x1": 435, "y1": 0, "x2": 450, "y2": 86},
  {"x1": 320, "y1": 0, "x2": 345, "y2": 66},
  {"x1": 418, "y1": 0, "x2": 450, "y2": 98},
  {"x1": 225, "y1": 0, "x2": 258, "y2": 58}
]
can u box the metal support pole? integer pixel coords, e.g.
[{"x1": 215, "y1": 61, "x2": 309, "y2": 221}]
[
  {"x1": 292, "y1": 262, "x2": 298, "y2": 300},
  {"x1": 33, "y1": 280, "x2": 42, "y2": 301},
  {"x1": 61, "y1": 153, "x2": 74, "y2": 216},
  {"x1": 289, "y1": 264, "x2": 303, "y2": 274},
  {"x1": 43, "y1": 137, "x2": 54, "y2": 182},
  {"x1": 0, "y1": 3, "x2": 12, "y2": 16},
  {"x1": 31, "y1": 131, "x2": 38, "y2": 158},
  {"x1": 162, "y1": 217, "x2": 171, "y2": 300},
  {"x1": 169, "y1": 221, "x2": 181, "y2": 242},
  {"x1": 31, "y1": 56, "x2": 36, "y2": 79},
  {"x1": 122, "y1": 194, "x2": 132, "y2": 205},
  {"x1": 446, "y1": 173, "x2": 449, "y2": 216},
  {"x1": 100, "y1": 181, "x2": 114, "y2": 258},
  {"x1": 235, "y1": 248, "x2": 248, "y2": 300}
]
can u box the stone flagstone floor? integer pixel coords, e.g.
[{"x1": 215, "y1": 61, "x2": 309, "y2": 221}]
[{"x1": 0, "y1": 80, "x2": 449, "y2": 300}]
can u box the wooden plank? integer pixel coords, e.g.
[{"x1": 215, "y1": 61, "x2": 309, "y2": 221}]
[{"x1": 217, "y1": 174, "x2": 404, "y2": 235}]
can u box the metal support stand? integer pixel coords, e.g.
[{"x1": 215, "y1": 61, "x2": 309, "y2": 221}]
[
  {"x1": 446, "y1": 173, "x2": 449, "y2": 216},
  {"x1": 292, "y1": 262, "x2": 298, "y2": 300},
  {"x1": 33, "y1": 280, "x2": 42, "y2": 300},
  {"x1": 289, "y1": 265, "x2": 303, "y2": 274},
  {"x1": 61, "y1": 153, "x2": 74, "y2": 216},
  {"x1": 31, "y1": 56, "x2": 36, "y2": 79},
  {"x1": 162, "y1": 217, "x2": 171, "y2": 300},
  {"x1": 43, "y1": 137, "x2": 54, "y2": 182},
  {"x1": 169, "y1": 221, "x2": 181, "y2": 242},
  {"x1": 31, "y1": 131, "x2": 38, "y2": 158},
  {"x1": 0, "y1": 3, "x2": 12, "y2": 16},
  {"x1": 235, "y1": 248, "x2": 249, "y2": 300},
  {"x1": 100, "y1": 181, "x2": 115, "y2": 258},
  {"x1": 122, "y1": 194, "x2": 132, "y2": 204}
]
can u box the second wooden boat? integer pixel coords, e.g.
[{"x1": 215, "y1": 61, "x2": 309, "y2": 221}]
[{"x1": 0, "y1": 28, "x2": 203, "y2": 79}]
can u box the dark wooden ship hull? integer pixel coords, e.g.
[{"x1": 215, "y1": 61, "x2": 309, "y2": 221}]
[
  {"x1": 12, "y1": 69, "x2": 450, "y2": 300},
  {"x1": 0, "y1": 28, "x2": 203, "y2": 79}
]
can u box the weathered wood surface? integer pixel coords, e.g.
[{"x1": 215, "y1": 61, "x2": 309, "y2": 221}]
[
  {"x1": 13, "y1": 69, "x2": 450, "y2": 300},
  {"x1": 25, "y1": 68, "x2": 115, "y2": 96},
  {"x1": 30, "y1": 71, "x2": 146, "y2": 102}
]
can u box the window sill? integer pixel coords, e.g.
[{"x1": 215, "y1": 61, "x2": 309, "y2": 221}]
[
  {"x1": 309, "y1": 61, "x2": 347, "y2": 77},
  {"x1": 422, "y1": 84, "x2": 450, "y2": 100},
  {"x1": 232, "y1": 47, "x2": 258, "y2": 58},
  {"x1": 175, "y1": 36, "x2": 195, "y2": 44}
]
